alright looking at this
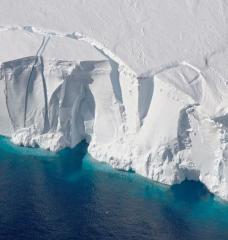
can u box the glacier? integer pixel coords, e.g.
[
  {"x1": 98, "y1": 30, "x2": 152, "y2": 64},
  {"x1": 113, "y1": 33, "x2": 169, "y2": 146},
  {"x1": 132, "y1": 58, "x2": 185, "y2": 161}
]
[{"x1": 0, "y1": 0, "x2": 228, "y2": 201}]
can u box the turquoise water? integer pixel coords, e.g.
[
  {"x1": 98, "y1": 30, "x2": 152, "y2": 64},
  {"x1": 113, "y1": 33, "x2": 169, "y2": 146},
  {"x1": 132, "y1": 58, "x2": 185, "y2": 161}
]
[{"x1": 0, "y1": 136, "x2": 228, "y2": 239}]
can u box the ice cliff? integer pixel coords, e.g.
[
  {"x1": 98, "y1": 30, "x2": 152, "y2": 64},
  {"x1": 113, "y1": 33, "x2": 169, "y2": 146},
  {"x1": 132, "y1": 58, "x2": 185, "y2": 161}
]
[{"x1": 0, "y1": 0, "x2": 228, "y2": 201}]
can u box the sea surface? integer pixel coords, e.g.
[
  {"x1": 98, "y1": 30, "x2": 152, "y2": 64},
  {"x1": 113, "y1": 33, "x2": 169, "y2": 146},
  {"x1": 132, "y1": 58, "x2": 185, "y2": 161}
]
[{"x1": 0, "y1": 136, "x2": 227, "y2": 240}]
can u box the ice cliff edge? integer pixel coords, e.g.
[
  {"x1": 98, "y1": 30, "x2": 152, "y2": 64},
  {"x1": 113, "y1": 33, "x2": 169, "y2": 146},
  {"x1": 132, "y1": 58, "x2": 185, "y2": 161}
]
[{"x1": 0, "y1": 27, "x2": 228, "y2": 201}]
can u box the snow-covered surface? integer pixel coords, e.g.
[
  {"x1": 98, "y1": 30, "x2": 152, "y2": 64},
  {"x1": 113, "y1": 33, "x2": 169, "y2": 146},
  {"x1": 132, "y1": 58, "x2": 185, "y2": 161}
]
[{"x1": 0, "y1": 0, "x2": 228, "y2": 200}]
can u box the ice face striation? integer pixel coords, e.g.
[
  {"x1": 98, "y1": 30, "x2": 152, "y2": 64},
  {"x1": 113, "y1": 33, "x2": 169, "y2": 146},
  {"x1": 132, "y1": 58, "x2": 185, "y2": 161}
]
[{"x1": 0, "y1": 28, "x2": 228, "y2": 201}]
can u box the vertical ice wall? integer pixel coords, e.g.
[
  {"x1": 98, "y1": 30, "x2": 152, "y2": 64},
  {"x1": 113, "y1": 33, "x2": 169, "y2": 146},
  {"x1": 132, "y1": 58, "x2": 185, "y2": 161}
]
[
  {"x1": 1, "y1": 56, "x2": 47, "y2": 133},
  {"x1": 0, "y1": 28, "x2": 228, "y2": 200},
  {"x1": 0, "y1": 30, "x2": 140, "y2": 152}
]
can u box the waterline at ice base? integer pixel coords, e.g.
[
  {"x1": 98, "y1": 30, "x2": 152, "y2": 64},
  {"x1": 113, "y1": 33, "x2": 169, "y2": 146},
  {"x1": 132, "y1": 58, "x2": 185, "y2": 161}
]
[{"x1": 0, "y1": 136, "x2": 227, "y2": 239}]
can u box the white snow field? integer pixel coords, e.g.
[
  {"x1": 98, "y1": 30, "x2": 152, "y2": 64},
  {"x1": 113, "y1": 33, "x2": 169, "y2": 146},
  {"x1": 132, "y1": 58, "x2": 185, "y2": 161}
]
[{"x1": 0, "y1": 0, "x2": 228, "y2": 200}]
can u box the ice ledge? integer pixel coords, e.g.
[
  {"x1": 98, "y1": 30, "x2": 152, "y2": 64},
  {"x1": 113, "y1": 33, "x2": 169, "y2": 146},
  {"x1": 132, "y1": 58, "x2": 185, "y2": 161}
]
[{"x1": 0, "y1": 26, "x2": 228, "y2": 201}]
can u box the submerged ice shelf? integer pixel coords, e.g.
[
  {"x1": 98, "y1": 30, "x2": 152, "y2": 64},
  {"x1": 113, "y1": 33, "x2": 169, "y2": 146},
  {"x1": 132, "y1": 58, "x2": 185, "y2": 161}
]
[{"x1": 0, "y1": 25, "x2": 228, "y2": 201}]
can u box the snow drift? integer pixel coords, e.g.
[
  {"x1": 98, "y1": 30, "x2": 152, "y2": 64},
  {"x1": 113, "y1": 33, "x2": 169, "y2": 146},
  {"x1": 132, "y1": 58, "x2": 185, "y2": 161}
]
[{"x1": 0, "y1": 0, "x2": 228, "y2": 201}]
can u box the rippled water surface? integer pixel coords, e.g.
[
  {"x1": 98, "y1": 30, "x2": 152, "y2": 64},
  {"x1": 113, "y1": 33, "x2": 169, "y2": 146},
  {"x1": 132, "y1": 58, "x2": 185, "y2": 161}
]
[{"x1": 0, "y1": 136, "x2": 228, "y2": 240}]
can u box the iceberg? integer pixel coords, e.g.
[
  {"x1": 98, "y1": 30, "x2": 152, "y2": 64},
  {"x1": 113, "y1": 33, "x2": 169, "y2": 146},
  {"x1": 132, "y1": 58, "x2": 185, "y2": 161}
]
[{"x1": 0, "y1": 0, "x2": 228, "y2": 201}]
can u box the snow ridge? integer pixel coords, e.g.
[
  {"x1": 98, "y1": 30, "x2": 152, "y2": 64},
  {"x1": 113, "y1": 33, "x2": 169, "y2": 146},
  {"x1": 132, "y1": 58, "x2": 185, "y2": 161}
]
[{"x1": 0, "y1": 25, "x2": 137, "y2": 77}]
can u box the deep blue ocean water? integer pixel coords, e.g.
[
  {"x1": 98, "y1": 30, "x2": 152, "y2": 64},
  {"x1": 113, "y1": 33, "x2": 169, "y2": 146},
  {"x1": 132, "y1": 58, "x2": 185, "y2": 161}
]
[{"x1": 0, "y1": 137, "x2": 228, "y2": 240}]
